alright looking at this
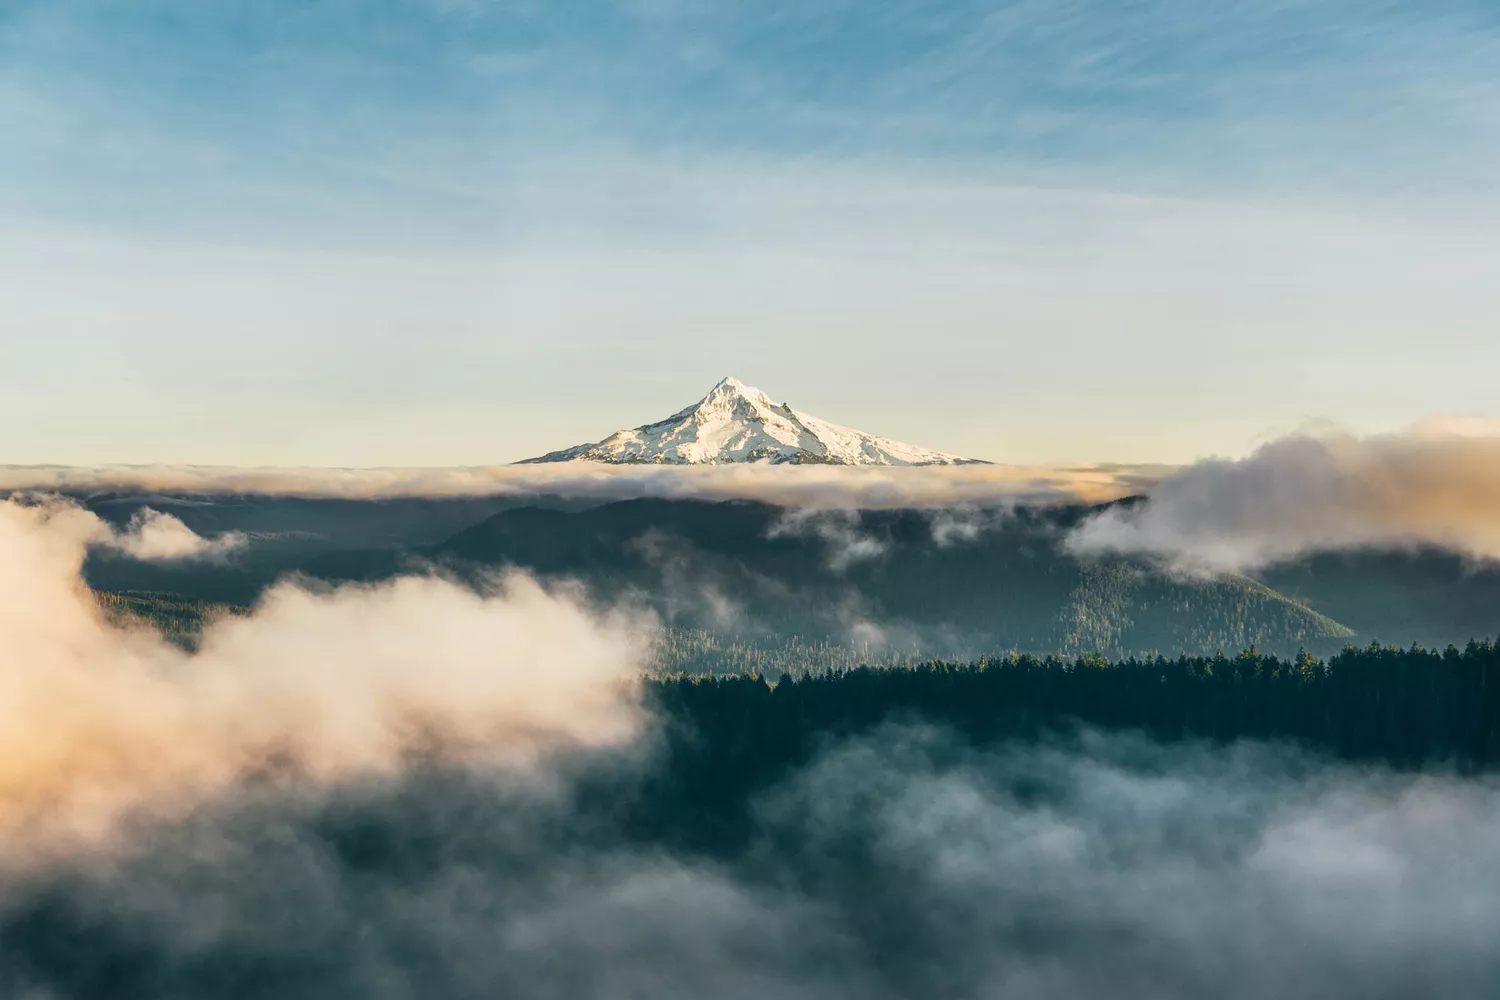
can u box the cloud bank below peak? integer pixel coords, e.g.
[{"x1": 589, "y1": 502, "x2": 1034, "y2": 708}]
[
  {"x1": 1068, "y1": 424, "x2": 1500, "y2": 571},
  {"x1": 0, "y1": 462, "x2": 1167, "y2": 508}
]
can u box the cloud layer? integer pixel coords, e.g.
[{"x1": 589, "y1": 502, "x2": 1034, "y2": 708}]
[
  {"x1": 9, "y1": 495, "x2": 248, "y2": 563},
  {"x1": 0, "y1": 461, "x2": 1163, "y2": 507},
  {"x1": 5, "y1": 495, "x2": 1500, "y2": 996},
  {"x1": 4, "y1": 725, "x2": 1500, "y2": 998},
  {"x1": 1069, "y1": 427, "x2": 1500, "y2": 571},
  {"x1": 107, "y1": 506, "x2": 247, "y2": 561},
  {"x1": 0, "y1": 497, "x2": 647, "y2": 856}
]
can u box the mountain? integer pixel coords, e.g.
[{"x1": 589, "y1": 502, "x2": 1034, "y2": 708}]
[
  {"x1": 91, "y1": 495, "x2": 1356, "y2": 660},
  {"x1": 81, "y1": 490, "x2": 1500, "y2": 659},
  {"x1": 433, "y1": 498, "x2": 1355, "y2": 660},
  {"x1": 1258, "y1": 547, "x2": 1500, "y2": 650},
  {"x1": 518, "y1": 377, "x2": 986, "y2": 466}
]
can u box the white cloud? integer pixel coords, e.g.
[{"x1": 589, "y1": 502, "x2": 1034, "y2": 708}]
[
  {"x1": 0, "y1": 496, "x2": 649, "y2": 857},
  {"x1": 106, "y1": 507, "x2": 247, "y2": 561},
  {"x1": 1068, "y1": 424, "x2": 1500, "y2": 571},
  {"x1": 0, "y1": 461, "x2": 1162, "y2": 507}
]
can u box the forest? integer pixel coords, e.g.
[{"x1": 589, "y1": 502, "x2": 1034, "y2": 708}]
[
  {"x1": 98, "y1": 587, "x2": 1500, "y2": 782},
  {"x1": 632, "y1": 643, "x2": 1500, "y2": 851},
  {"x1": 12, "y1": 499, "x2": 1500, "y2": 997},
  {"x1": 660, "y1": 641, "x2": 1500, "y2": 757},
  {"x1": 78, "y1": 494, "x2": 1500, "y2": 660}
]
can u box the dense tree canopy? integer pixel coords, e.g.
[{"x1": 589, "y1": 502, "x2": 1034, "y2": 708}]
[{"x1": 639, "y1": 643, "x2": 1500, "y2": 852}]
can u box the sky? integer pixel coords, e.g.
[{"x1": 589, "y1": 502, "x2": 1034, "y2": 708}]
[{"x1": 2, "y1": 0, "x2": 1497, "y2": 467}]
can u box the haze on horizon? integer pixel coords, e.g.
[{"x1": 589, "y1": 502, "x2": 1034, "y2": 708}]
[{"x1": 3, "y1": 0, "x2": 1497, "y2": 468}]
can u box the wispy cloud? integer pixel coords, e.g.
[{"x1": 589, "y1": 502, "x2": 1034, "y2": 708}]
[
  {"x1": 2, "y1": 1, "x2": 1497, "y2": 466},
  {"x1": 768, "y1": 508, "x2": 889, "y2": 571}
]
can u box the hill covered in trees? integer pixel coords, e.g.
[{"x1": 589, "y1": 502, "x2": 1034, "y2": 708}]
[
  {"x1": 636, "y1": 640, "x2": 1500, "y2": 855},
  {"x1": 432, "y1": 498, "x2": 1354, "y2": 659},
  {"x1": 91, "y1": 585, "x2": 1500, "y2": 776},
  {"x1": 74, "y1": 494, "x2": 1500, "y2": 660}
]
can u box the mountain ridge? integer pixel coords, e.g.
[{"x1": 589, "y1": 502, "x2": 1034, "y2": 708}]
[
  {"x1": 518, "y1": 377, "x2": 988, "y2": 466},
  {"x1": 431, "y1": 497, "x2": 1355, "y2": 659}
]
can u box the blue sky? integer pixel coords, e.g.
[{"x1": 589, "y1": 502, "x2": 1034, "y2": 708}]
[{"x1": 2, "y1": 0, "x2": 1498, "y2": 465}]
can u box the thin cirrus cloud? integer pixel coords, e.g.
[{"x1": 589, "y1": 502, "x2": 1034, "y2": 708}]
[
  {"x1": 0, "y1": 1, "x2": 1498, "y2": 466},
  {"x1": 5, "y1": 0, "x2": 1498, "y2": 213}
]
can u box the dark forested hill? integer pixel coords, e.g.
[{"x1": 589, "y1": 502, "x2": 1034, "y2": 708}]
[
  {"x1": 1260, "y1": 547, "x2": 1500, "y2": 650},
  {"x1": 78, "y1": 493, "x2": 1500, "y2": 662},
  {"x1": 433, "y1": 498, "x2": 1352, "y2": 658},
  {"x1": 635, "y1": 641, "x2": 1500, "y2": 858}
]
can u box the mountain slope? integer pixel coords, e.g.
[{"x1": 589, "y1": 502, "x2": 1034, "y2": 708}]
[
  {"x1": 434, "y1": 498, "x2": 1355, "y2": 658},
  {"x1": 518, "y1": 377, "x2": 986, "y2": 466}
]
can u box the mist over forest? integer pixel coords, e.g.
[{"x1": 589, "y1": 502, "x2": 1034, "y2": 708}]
[
  {"x1": 1, "y1": 463, "x2": 1498, "y2": 997},
  {"x1": 8, "y1": 0, "x2": 1498, "y2": 989}
]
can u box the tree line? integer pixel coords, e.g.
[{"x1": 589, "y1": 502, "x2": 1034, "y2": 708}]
[
  {"x1": 650, "y1": 642, "x2": 1500, "y2": 770},
  {"x1": 634, "y1": 642, "x2": 1500, "y2": 851}
]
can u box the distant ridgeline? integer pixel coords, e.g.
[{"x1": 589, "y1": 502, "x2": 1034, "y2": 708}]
[
  {"x1": 92, "y1": 589, "x2": 1500, "y2": 771},
  {"x1": 86, "y1": 589, "x2": 1347, "y2": 674},
  {"x1": 77, "y1": 495, "x2": 1500, "y2": 658},
  {"x1": 426, "y1": 499, "x2": 1358, "y2": 660}
]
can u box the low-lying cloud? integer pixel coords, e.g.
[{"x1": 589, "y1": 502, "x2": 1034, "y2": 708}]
[
  {"x1": 628, "y1": 528, "x2": 755, "y2": 632},
  {"x1": 0, "y1": 497, "x2": 648, "y2": 856},
  {"x1": 769, "y1": 508, "x2": 888, "y2": 571},
  {"x1": 13, "y1": 496, "x2": 248, "y2": 563},
  {"x1": 108, "y1": 506, "x2": 247, "y2": 561},
  {"x1": 1068, "y1": 427, "x2": 1500, "y2": 571},
  {"x1": 5, "y1": 493, "x2": 1500, "y2": 996},
  {"x1": 4, "y1": 725, "x2": 1500, "y2": 998},
  {"x1": 0, "y1": 461, "x2": 1165, "y2": 508}
]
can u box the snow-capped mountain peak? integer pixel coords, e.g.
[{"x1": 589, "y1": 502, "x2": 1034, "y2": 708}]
[{"x1": 518, "y1": 378, "x2": 986, "y2": 466}]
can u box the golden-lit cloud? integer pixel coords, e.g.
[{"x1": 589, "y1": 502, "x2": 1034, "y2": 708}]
[
  {"x1": 0, "y1": 497, "x2": 649, "y2": 857},
  {"x1": 0, "y1": 462, "x2": 1164, "y2": 508},
  {"x1": 1070, "y1": 426, "x2": 1500, "y2": 571}
]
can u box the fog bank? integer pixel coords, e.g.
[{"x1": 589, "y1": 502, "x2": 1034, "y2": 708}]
[
  {"x1": 0, "y1": 497, "x2": 647, "y2": 856},
  {"x1": 0, "y1": 461, "x2": 1164, "y2": 507},
  {"x1": 3, "y1": 727, "x2": 1499, "y2": 999},
  {"x1": 1069, "y1": 428, "x2": 1500, "y2": 571}
]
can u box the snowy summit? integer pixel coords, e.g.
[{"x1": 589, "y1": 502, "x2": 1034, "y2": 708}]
[{"x1": 518, "y1": 377, "x2": 986, "y2": 466}]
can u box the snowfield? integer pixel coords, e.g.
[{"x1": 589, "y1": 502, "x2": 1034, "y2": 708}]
[{"x1": 518, "y1": 378, "x2": 986, "y2": 466}]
